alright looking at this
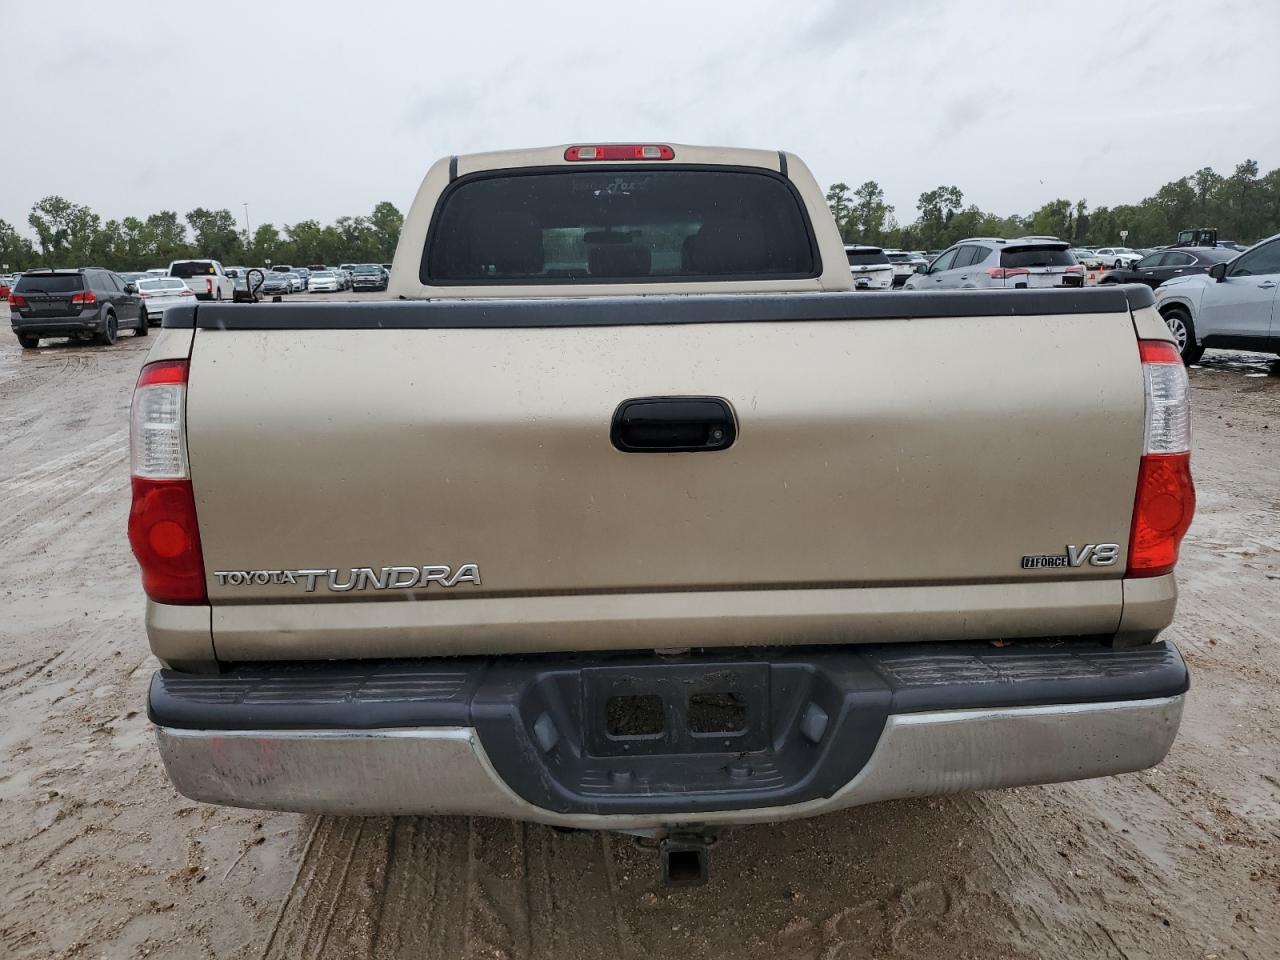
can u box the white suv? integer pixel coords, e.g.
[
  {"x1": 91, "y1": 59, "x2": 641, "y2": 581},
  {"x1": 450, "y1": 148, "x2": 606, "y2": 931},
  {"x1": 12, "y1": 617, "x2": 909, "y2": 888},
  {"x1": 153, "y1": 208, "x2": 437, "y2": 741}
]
[
  {"x1": 904, "y1": 238, "x2": 1084, "y2": 290},
  {"x1": 844, "y1": 245, "x2": 894, "y2": 290},
  {"x1": 1094, "y1": 247, "x2": 1142, "y2": 269},
  {"x1": 1153, "y1": 233, "x2": 1280, "y2": 363}
]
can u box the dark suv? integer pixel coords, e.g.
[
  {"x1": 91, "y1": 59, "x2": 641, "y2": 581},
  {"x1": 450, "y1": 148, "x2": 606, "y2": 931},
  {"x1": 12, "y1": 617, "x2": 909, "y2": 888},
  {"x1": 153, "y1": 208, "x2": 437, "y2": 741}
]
[{"x1": 8, "y1": 268, "x2": 145, "y2": 349}]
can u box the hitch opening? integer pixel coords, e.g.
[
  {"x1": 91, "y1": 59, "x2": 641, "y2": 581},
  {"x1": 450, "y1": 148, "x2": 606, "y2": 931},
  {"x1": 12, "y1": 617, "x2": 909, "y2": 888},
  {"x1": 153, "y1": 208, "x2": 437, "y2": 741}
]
[{"x1": 660, "y1": 836, "x2": 710, "y2": 887}]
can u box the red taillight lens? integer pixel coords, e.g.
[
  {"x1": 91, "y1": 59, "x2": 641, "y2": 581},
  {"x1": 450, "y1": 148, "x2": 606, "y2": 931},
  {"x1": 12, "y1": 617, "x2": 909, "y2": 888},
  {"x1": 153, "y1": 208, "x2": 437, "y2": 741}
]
[
  {"x1": 1065, "y1": 264, "x2": 1084, "y2": 274},
  {"x1": 8, "y1": 293, "x2": 27, "y2": 308},
  {"x1": 180, "y1": 288, "x2": 195, "y2": 297},
  {"x1": 71, "y1": 290, "x2": 97, "y2": 305},
  {"x1": 986, "y1": 267, "x2": 1029, "y2": 280},
  {"x1": 1127, "y1": 339, "x2": 1194, "y2": 577},
  {"x1": 565, "y1": 144, "x2": 675, "y2": 161},
  {"x1": 128, "y1": 359, "x2": 207, "y2": 604},
  {"x1": 1128, "y1": 453, "x2": 1194, "y2": 577},
  {"x1": 128, "y1": 478, "x2": 207, "y2": 603},
  {"x1": 139, "y1": 292, "x2": 151, "y2": 299}
]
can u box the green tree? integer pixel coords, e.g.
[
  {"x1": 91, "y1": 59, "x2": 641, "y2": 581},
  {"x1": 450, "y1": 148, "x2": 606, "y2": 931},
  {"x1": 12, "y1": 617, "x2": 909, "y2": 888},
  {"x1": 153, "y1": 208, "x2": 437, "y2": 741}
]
[
  {"x1": 850, "y1": 181, "x2": 893, "y2": 245},
  {"x1": 1026, "y1": 199, "x2": 1074, "y2": 240},
  {"x1": 247, "y1": 223, "x2": 282, "y2": 265},
  {"x1": 825, "y1": 182, "x2": 854, "y2": 240},
  {"x1": 284, "y1": 219, "x2": 327, "y2": 266},
  {"x1": 28, "y1": 196, "x2": 101, "y2": 265},
  {"x1": 369, "y1": 202, "x2": 404, "y2": 260},
  {"x1": 145, "y1": 211, "x2": 190, "y2": 265},
  {"x1": 186, "y1": 208, "x2": 243, "y2": 262},
  {"x1": 0, "y1": 219, "x2": 38, "y2": 270},
  {"x1": 915, "y1": 186, "x2": 964, "y2": 248}
]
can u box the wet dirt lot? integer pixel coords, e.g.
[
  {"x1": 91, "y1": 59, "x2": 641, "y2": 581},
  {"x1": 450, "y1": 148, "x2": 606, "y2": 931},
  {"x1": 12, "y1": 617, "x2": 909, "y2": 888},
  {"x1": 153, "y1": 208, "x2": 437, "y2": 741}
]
[{"x1": 1, "y1": 297, "x2": 1277, "y2": 960}]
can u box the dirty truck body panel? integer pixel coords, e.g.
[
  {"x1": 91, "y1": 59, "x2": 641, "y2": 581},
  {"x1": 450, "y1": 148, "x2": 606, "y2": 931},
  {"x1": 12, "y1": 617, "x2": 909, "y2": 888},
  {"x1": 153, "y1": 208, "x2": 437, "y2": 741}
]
[{"x1": 176, "y1": 292, "x2": 1148, "y2": 658}]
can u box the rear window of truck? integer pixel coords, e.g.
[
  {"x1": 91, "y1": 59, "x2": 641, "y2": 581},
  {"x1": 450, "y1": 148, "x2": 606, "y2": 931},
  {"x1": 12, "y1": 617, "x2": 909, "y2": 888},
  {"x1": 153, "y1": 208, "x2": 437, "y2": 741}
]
[
  {"x1": 171, "y1": 261, "x2": 217, "y2": 277},
  {"x1": 1000, "y1": 245, "x2": 1074, "y2": 268},
  {"x1": 423, "y1": 168, "x2": 818, "y2": 284},
  {"x1": 14, "y1": 274, "x2": 84, "y2": 293}
]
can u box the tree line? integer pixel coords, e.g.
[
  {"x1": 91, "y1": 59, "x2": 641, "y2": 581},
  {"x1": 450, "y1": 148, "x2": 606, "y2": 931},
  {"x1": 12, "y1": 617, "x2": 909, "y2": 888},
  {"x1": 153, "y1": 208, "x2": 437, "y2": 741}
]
[
  {"x1": 827, "y1": 158, "x2": 1280, "y2": 251},
  {"x1": 0, "y1": 198, "x2": 405, "y2": 272},
  {"x1": 3, "y1": 158, "x2": 1278, "y2": 272}
]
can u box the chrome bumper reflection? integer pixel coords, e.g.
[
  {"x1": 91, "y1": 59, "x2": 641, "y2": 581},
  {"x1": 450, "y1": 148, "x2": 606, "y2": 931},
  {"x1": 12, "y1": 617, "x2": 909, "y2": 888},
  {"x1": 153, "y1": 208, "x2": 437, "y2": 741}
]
[{"x1": 155, "y1": 695, "x2": 1184, "y2": 830}]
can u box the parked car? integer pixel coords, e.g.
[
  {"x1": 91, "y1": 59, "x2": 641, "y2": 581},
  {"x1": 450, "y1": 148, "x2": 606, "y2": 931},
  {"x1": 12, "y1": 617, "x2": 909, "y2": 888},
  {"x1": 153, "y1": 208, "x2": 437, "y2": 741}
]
[
  {"x1": 292, "y1": 267, "x2": 312, "y2": 290},
  {"x1": 0, "y1": 276, "x2": 11, "y2": 299},
  {"x1": 145, "y1": 268, "x2": 168, "y2": 277},
  {"x1": 270, "y1": 264, "x2": 296, "y2": 275},
  {"x1": 137, "y1": 143, "x2": 1193, "y2": 872},
  {"x1": 8, "y1": 268, "x2": 145, "y2": 348},
  {"x1": 1094, "y1": 247, "x2": 1143, "y2": 269},
  {"x1": 844, "y1": 245, "x2": 894, "y2": 290},
  {"x1": 1069, "y1": 248, "x2": 1104, "y2": 269},
  {"x1": 1153, "y1": 232, "x2": 1280, "y2": 363},
  {"x1": 1098, "y1": 247, "x2": 1236, "y2": 289},
  {"x1": 882, "y1": 249, "x2": 919, "y2": 288},
  {"x1": 168, "y1": 259, "x2": 235, "y2": 301},
  {"x1": 262, "y1": 272, "x2": 294, "y2": 296},
  {"x1": 350, "y1": 264, "x2": 389, "y2": 291},
  {"x1": 135, "y1": 276, "x2": 196, "y2": 325},
  {"x1": 308, "y1": 270, "x2": 343, "y2": 292},
  {"x1": 903, "y1": 238, "x2": 1084, "y2": 290},
  {"x1": 230, "y1": 269, "x2": 266, "y2": 302},
  {"x1": 284, "y1": 271, "x2": 305, "y2": 293},
  {"x1": 117, "y1": 271, "x2": 150, "y2": 285}
]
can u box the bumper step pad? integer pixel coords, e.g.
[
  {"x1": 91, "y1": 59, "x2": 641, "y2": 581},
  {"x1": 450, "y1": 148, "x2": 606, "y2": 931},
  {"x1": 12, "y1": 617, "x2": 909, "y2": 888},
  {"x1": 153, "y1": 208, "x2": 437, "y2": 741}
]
[{"x1": 150, "y1": 639, "x2": 1188, "y2": 817}]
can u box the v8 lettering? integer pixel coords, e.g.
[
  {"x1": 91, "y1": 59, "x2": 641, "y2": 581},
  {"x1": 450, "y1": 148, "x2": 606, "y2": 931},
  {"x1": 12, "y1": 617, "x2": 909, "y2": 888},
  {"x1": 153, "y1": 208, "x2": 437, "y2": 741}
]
[
  {"x1": 1068, "y1": 543, "x2": 1120, "y2": 567},
  {"x1": 1021, "y1": 543, "x2": 1120, "y2": 569}
]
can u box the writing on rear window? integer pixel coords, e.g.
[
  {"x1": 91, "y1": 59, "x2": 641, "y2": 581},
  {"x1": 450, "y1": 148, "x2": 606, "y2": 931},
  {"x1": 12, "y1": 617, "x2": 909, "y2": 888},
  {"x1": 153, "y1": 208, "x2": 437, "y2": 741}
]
[{"x1": 423, "y1": 169, "x2": 817, "y2": 284}]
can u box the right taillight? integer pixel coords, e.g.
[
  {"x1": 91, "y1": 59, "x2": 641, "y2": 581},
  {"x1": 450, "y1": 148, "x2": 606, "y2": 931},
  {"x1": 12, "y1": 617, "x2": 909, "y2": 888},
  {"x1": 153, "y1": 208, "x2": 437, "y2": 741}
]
[
  {"x1": 1128, "y1": 340, "x2": 1195, "y2": 577},
  {"x1": 127, "y1": 359, "x2": 207, "y2": 604}
]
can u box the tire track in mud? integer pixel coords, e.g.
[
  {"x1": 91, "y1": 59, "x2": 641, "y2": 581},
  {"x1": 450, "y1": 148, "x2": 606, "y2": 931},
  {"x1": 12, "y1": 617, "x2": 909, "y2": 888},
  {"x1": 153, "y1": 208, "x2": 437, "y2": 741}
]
[{"x1": 262, "y1": 816, "x2": 641, "y2": 960}]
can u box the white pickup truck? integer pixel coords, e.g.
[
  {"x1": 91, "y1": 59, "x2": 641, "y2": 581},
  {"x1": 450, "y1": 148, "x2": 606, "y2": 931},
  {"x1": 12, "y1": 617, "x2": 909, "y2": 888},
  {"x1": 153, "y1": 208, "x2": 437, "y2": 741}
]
[
  {"x1": 167, "y1": 259, "x2": 234, "y2": 301},
  {"x1": 133, "y1": 143, "x2": 1193, "y2": 882}
]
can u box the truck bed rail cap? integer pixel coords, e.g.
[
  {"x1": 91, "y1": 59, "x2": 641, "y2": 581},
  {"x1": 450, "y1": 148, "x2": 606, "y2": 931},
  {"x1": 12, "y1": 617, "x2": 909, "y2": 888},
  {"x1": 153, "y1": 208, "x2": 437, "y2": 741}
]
[{"x1": 167, "y1": 287, "x2": 1154, "y2": 331}]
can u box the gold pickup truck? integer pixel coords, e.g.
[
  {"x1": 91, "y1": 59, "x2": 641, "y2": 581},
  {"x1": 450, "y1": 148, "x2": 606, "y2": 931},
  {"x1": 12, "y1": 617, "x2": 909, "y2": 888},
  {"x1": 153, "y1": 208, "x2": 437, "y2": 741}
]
[{"x1": 131, "y1": 144, "x2": 1194, "y2": 877}]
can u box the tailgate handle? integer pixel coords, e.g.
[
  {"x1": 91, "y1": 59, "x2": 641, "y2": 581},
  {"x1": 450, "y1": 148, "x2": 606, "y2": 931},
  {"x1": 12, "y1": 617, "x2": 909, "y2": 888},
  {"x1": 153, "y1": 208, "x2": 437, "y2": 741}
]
[{"x1": 611, "y1": 397, "x2": 736, "y2": 453}]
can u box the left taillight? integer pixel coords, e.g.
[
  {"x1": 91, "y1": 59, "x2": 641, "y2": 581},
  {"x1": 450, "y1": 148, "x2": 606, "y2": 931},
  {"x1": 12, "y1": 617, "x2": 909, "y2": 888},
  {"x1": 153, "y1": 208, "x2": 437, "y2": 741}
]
[
  {"x1": 8, "y1": 293, "x2": 27, "y2": 308},
  {"x1": 1127, "y1": 340, "x2": 1195, "y2": 577},
  {"x1": 128, "y1": 359, "x2": 207, "y2": 604}
]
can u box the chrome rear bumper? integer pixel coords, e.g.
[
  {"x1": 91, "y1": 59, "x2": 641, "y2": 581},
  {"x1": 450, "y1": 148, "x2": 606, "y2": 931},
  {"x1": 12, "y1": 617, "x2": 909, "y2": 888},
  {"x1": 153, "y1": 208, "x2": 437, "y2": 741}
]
[{"x1": 155, "y1": 694, "x2": 1184, "y2": 830}]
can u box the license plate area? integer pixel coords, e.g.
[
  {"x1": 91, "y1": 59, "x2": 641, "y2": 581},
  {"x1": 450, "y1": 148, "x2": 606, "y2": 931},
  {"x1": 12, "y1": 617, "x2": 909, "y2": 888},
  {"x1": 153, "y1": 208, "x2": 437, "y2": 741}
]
[
  {"x1": 32, "y1": 297, "x2": 71, "y2": 314},
  {"x1": 582, "y1": 663, "x2": 770, "y2": 758}
]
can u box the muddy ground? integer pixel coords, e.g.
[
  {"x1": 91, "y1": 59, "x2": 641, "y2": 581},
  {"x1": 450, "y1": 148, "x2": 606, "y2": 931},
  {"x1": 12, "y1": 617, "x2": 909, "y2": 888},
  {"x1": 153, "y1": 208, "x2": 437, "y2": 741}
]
[{"x1": 1, "y1": 299, "x2": 1277, "y2": 960}]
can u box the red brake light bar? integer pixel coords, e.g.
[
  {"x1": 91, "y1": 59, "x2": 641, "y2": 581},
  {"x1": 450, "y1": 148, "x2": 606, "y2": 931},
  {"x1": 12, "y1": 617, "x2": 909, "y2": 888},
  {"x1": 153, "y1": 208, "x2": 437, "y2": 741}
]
[{"x1": 565, "y1": 144, "x2": 675, "y2": 162}]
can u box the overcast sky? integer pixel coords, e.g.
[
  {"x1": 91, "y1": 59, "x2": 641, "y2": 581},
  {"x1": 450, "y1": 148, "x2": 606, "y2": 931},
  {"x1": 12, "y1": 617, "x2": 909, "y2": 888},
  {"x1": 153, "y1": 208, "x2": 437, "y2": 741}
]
[{"x1": 5, "y1": 0, "x2": 1279, "y2": 237}]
